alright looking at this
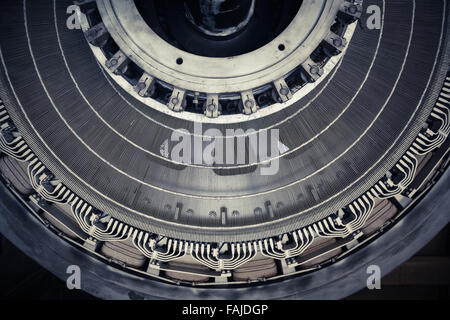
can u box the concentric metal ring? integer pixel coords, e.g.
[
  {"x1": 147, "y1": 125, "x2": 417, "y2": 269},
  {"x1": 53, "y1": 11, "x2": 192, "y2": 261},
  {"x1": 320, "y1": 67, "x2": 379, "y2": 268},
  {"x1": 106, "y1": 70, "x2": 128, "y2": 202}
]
[{"x1": 80, "y1": 0, "x2": 362, "y2": 120}]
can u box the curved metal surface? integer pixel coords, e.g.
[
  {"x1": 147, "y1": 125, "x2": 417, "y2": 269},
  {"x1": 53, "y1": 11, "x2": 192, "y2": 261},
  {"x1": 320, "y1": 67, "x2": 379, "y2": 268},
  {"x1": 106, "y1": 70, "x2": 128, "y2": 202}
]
[
  {"x1": 80, "y1": 9, "x2": 357, "y2": 124},
  {"x1": 0, "y1": 168, "x2": 448, "y2": 299},
  {"x1": 96, "y1": 0, "x2": 338, "y2": 92},
  {"x1": 0, "y1": 0, "x2": 447, "y2": 244},
  {"x1": 2, "y1": 2, "x2": 448, "y2": 241},
  {"x1": 0, "y1": 0, "x2": 449, "y2": 299}
]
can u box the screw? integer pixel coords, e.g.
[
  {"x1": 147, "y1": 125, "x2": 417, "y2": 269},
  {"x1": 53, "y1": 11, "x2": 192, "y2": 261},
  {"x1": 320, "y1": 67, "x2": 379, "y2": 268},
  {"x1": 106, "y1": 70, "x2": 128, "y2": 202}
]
[
  {"x1": 348, "y1": 5, "x2": 358, "y2": 14},
  {"x1": 280, "y1": 87, "x2": 289, "y2": 96},
  {"x1": 245, "y1": 99, "x2": 254, "y2": 109},
  {"x1": 310, "y1": 65, "x2": 320, "y2": 75},
  {"x1": 333, "y1": 38, "x2": 343, "y2": 47}
]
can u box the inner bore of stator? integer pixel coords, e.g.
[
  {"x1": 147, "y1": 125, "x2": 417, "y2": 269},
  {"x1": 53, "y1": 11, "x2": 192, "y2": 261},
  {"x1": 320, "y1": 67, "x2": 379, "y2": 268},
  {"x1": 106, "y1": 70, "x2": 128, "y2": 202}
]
[
  {"x1": 134, "y1": 0, "x2": 303, "y2": 57},
  {"x1": 184, "y1": 0, "x2": 255, "y2": 37}
]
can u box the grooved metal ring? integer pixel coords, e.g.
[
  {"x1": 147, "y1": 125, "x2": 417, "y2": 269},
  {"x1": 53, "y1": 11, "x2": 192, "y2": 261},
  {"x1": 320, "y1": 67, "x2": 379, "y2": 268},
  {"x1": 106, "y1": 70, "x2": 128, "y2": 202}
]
[{"x1": 81, "y1": 0, "x2": 360, "y2": 121}]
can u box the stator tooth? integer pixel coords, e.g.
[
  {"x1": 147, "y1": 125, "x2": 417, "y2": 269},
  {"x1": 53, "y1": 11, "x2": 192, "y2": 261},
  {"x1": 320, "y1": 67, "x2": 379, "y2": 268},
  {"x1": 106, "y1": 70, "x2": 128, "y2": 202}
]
[
  {"x1": 339, "y1": 1, "x2": 363, "y2": 22},
  {"x1": 272, "y1": 78, "x2": 292, "y2": 103},
  {"x1": 134, "y1": 73, "x2": 156, "y2": 97},
  {"x1": 300, "y1": 58, "x2": 324, "y2": 83},
  {"x1": 323, "y1": 31, "x2": 347, "y2": 56},
  {"x1": 84, "y1": 23, "x2": 109, "y2": 47},
  {"x1": 105, "y1": 50, "x2": 129, "y2": 75},
  {"x1": 204, "y1": 94, "x2": 221, "y2": 118},
  {"x1": 239, "y1": 90, "x2": 258, "y2": 115},
  {"x1": 167, "y1": 88, "x2": 186, "y2": 112}
]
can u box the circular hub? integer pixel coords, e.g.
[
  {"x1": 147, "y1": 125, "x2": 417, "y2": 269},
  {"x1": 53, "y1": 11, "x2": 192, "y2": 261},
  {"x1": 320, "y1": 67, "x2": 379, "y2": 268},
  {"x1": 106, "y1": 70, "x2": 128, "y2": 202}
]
[
  {"x1": 82, "y1": 0, "x2": 358, "y2": 120},
  {"x1": 136, "y1": 0, "x2": 300, "y2": 57},
  {"x1": 0, "y1": 0, "x2": 449, "y2": 297}
]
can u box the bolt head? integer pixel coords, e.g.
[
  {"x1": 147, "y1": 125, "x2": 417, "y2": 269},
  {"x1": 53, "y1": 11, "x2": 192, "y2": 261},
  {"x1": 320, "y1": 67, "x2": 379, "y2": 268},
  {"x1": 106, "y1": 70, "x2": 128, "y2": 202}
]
[
  {"x1": 280, "y1": 87, "x2": 289, "y2": 96},
  {"x1": 310, "y1": 65, "x2": 320, "y2": 75},
  {"x1": 245, "y1": 100, "x2": 254, "y2": 109},
  {"x1": 109, "y1": 58, "x2": 118, "y2": 66},
  {"x1": 348, "y1": 5, "x2": 358, "y2": 14},
  {"x1": 333, "y1": 38, "x2": 342, "y2": 47}
]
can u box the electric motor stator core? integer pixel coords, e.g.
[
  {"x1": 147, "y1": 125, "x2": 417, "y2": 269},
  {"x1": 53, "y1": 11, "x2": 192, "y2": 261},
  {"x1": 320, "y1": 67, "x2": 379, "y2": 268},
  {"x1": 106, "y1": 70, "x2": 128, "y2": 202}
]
[{"x1": 0, "y1": 0, "x2": 449, "y2": 299}]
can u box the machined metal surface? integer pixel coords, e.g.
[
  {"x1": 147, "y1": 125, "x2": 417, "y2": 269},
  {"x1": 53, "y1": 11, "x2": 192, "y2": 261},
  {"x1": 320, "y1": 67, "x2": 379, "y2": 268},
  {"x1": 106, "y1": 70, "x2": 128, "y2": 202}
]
[
  {"x1": 96, "y1": 0, "x2": 340, "y2": 91},
  {"x1": 0, "y1": 0, "x2": 449, "y2": 298},
  {"x1": 0, "y1": 0, "x2": 448, "y2": 242},
  {"x1": 82, "y1": 0, "x2": 359, "y2": 121},
  {"x1": 1, "y1": 165, "x2": 448, "y2": 299}
]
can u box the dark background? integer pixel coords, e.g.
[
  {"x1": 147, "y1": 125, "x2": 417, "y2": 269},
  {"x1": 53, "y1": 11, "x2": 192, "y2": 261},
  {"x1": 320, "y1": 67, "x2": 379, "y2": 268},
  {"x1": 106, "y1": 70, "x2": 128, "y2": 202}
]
[{"x1": 0, "y1": 224, "x2": 448, "y2": 300}]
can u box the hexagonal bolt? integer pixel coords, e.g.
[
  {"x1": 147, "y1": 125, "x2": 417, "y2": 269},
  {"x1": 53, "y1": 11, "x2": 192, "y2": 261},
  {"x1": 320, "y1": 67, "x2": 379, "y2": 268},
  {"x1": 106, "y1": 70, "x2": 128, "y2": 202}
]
[
  {"x1": 84, "y1": 23, "x2": 109, "y2": 46},
  {"x1": 324, "y1": 31, "x2": 347, "y2": 56},
  {"x1": 301, "y1": 58, "x2": 323, "y2": 82},
  {"x1": 339, "y1": 1, "x2": 363, "y2": 21}
]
